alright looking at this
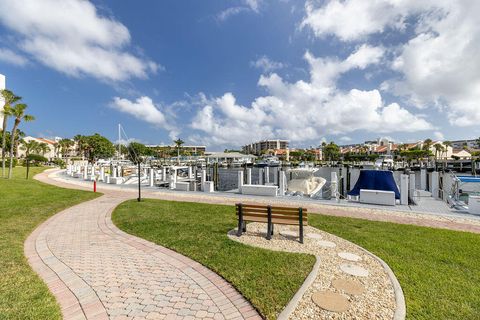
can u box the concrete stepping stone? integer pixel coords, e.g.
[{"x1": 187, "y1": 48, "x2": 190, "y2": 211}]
[
  {"x1": 317, "y1": 240, "x2": 336, "y2": 248},
  {"x1": 280, "y1": 230, "x2": 298, "y2": 238},
  {"x1": 340, "y1": 263, "x2": 369, "y2": 277},
  {"x1": 332, "y1": 278, "x2": 365, "y2": 295},
  {"x1": 306, "y1": 233, "x2": 322, "y2": 239},
  {"x1": 311, "y1": 291, "x2": 350, "y2": 312},
  {"x1": 338, "y1": 252, "x2": 362, "y2": 262}
]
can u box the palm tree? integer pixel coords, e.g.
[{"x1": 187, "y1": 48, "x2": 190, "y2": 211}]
[
  {"x1": 38, "y1": 142, "x2": 49, "y2": 156},
  {"x1": 1, "y1": 89, "x2": 21, "y2": 178},
  {"x1": 59, "y1": 138, "x2": 74, "y2": 159},
  {"x1": 21, "y1": 139, "x2": 40, "y2": 157},
  {"x1": 174, "y1": 138, "x2": 184, "y2": 164},
  {"x1": 8, "y1": 103, "x2": 34, "y2": 178},
  {"x1": 443, "y1": 141, "x2": 452, "y2": 159}
]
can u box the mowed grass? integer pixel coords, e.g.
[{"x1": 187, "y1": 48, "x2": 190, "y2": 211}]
[
  {"x1": 112, "y1": 199, "x2": 316, "y2": 319},
  {"x1": 0, "y1": 167, "x2": 100, "y2": 320},
  {"x1": 308, "y1": 214, "x2": 480, "y2": 320}
]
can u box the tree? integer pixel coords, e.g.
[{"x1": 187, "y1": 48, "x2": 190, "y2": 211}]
[
  {"x1": 58, "y1": 138, "x2": 74, "y2": 158},
  {"x1": 126, "y1": 142, "x2": 152, "y2": 163},
  {"x1": 8, "y1": 103, "x2": 34, "y2": 178},
  {"x1": 84, "y1": 134, "x2": 115, "y2": 162},
  {"x1": 20, "y1": 140, "x2": 40, "y2": 157},
  {"x1": 1, "y1": 89, "x2": 21, "y2": 178},
  {"x1": 423, "y1": 138, "x2": 433, "y2": 151},
  {"x1": 323, "y1": 142, "x2": 340, "y2": 162},
  {"x1": 174, "y1": 138, "x2": 184, "y2": 164},
  {"x1": 38, "y1": 142, "x2": 49, "y2": 156}
]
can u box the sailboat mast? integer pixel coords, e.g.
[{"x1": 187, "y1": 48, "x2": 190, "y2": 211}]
[{"x1": 118, "y1": 123, "x2": 121, "y2": 159}]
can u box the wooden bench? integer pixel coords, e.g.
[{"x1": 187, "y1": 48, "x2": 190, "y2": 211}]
[{"x1": 235, "y1": 203, "x2": 308, "y2": 243}]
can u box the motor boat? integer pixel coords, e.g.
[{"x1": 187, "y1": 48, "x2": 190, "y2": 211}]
[
  {"x1": 286, "y1": 168, "x2": 326, "y2": 197},
  {"x1": 375, "y1": 155, "x2": 394, "y2": 169}
]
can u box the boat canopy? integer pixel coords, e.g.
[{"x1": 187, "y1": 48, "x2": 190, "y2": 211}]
[{"x1": 348, "y1": 170, "x2": 400, "y2": 199}]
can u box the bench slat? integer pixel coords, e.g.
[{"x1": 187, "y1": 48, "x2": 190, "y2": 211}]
[
  {"x1": 237, "y1": 212, "x2": 307, "y2": 221},
  {"x1": 238, "y1": 204, "x2": 307, "y2": 212}
]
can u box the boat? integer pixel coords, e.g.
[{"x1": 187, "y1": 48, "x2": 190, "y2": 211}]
[
  {"x1": 286, "y1": 168, "x2": 326, "y2": 197},
  {"x1": 255, "y1": 156, "x2": 280, "y2": 167},
  {"x1": 374, "y1": 155, "x2": 394, "y2": 169}
]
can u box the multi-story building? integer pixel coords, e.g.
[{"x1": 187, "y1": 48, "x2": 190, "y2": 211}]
[
  {"x1": 242, "y1": 139, "x2": 289, "y2": 155},
  {"x1": 450, "y1": 139, "x2": 480, "y2": 150},
  {"x1": 146, "y1": 145, "x2": 207, "y2": 157}
]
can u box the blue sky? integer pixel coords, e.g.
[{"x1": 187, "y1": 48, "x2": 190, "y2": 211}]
[{"x1": 0, "y1": 0, "x2": 479, "y2": 150}]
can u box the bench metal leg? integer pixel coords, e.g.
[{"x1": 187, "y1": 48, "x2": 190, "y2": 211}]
[
  {"x1": 237, "y1": 203, "x2": 243, "y2": 237},
  {"x1": 242, "y1": 221, "x2": 246, "y2": 232},
  {"x1": 299, "y1": 208, "x2": 304, "y2": 244},
  {"x1": 266, "y1": 205, "x2": 272, "y2": 240}
]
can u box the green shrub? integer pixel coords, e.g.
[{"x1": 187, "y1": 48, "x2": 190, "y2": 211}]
[{"x1": 51, "y1": 158, "x2": 66, "y2": 168}]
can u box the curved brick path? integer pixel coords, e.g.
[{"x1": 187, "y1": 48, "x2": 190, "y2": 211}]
[{"x1": 26, "y1": 172, "x2": 261, "y2": 320}]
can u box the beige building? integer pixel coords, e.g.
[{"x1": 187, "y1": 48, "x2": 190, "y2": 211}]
[{"x1": 242, "y1": 139, "x2": 289, "y2": 155}]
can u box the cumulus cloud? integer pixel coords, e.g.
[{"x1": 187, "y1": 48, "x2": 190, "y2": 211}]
[
  {"x1": 0, "y1": 48, "x2": 29, "y2": 66},
  {"x1": 190, "y1": 46, "x2": 432, "y2": 147},
  {"x1": 250, "y1": 56, "x2": 285, "y2": 73},
  {"x1": 111, "y1": 96, "x2": 167, "y2": 127},
  {"x1": 301, "y1": 0, "x2": 480, "y2": 128},
  {"x1": 0, "y1": 0, "x2": 158, "y2": 82}
]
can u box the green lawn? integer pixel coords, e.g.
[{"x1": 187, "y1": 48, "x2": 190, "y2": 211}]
[
  {"x1": 112, "y1": 199, "x2": 316, "y2": 319},
  {"x1": 114, "y1": 199, "x2": 480, "y2": 320},
  {"x1": 0, "y1": 167, "x2": 100, "y2": 320}
]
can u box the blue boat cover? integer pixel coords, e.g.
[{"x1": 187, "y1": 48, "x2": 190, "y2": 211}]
[
  {"x1": 458, "y1": 176, "x2": 480, "y2": 183},
  {"x1": 348, "y1": 170, "x2": 400, "y2": 199}
]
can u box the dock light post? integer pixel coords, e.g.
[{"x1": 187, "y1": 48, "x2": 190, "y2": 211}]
[{"x1": 137, "y1": 161, "x2": 141, "y2": 202}]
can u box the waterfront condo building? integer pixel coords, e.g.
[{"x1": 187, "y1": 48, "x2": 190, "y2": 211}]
[{"x1": 242, "y1": 139, "x2": 289, "y2": 155}]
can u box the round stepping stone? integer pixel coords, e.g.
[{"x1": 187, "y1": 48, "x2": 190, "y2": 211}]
[
  {"x1": 317, "y1": 240, "x2": 336, "y2": 248},
  {"x1": 338, "y1": 252, "x2": 362, "y2": 262},
  {"x1": 306, "y1": 233, "x2": 322, "y2": 239},
  {"x1": 332, "y1": 279, "x2": 365, "y2": 295},
  {"x1": 311, "y1": 291, "x2": 350, "y2": 312},
  {"x1": 280, "y1": 230, "x2": 297, "y2": 238},
  {"x1": 340, "y1": 263, "x2": 369, "y2": 277}
]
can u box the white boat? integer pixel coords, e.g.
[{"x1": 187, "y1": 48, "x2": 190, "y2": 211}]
[
  {"x1": 375, "y1": 155, "x2": 394, "y2": 169},
  {"x1": 286, "y1": 168, "x2": 326, "y2": 197}
]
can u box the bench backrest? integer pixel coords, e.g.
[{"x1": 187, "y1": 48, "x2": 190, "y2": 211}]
[{"x1": 236, "y1": 204, "x2": 308, "y2": 226}]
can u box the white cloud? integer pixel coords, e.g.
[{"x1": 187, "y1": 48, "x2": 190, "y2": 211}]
[
  {"x1": 190, "y1": 46, "x2": 432, "y2": 147},
  {"x1": 217, "y1": 0, "x2": 263, "y2": 21},
  {"x1": 301, "y1": 0, "x2": 429, "y2": 41},
  {"x1": 301, "y1": 0, "x2": 480, "y2": 128},
  {"x1": 340, "y1": 136, "x2": 352, "y2": 142},
  {"x1": 111, "y1": 96, "x2": 167, "y2": 127},
  {"x1": 434, "y1": 131, "x2": 445, "y2": 141},
  {"x1": 245, "y1": 0, "x2": 262, "y2": 13},
  {"x1": 250, "y1": 56, "x2": 285, "y2": 73},
  {"x1": 0, "y1": 0, "x2": 158, "y2": 82},
  {"x1": 0, "y1": 48, "x2": 28, "y2": 66}
]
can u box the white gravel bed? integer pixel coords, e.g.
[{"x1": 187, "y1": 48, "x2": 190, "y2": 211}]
[{"x1": 228, "y1": 223, "x2": 396, "y2": 320}]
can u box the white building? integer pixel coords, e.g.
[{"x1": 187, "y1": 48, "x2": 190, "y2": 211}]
[{"x1": 0, "y1": 74, "x2": 5, "y2": 130}]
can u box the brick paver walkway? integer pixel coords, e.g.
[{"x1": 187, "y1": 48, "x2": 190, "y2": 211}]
[{"x1": 26, "y1": 172, "x2": 261, "y2": 320}]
